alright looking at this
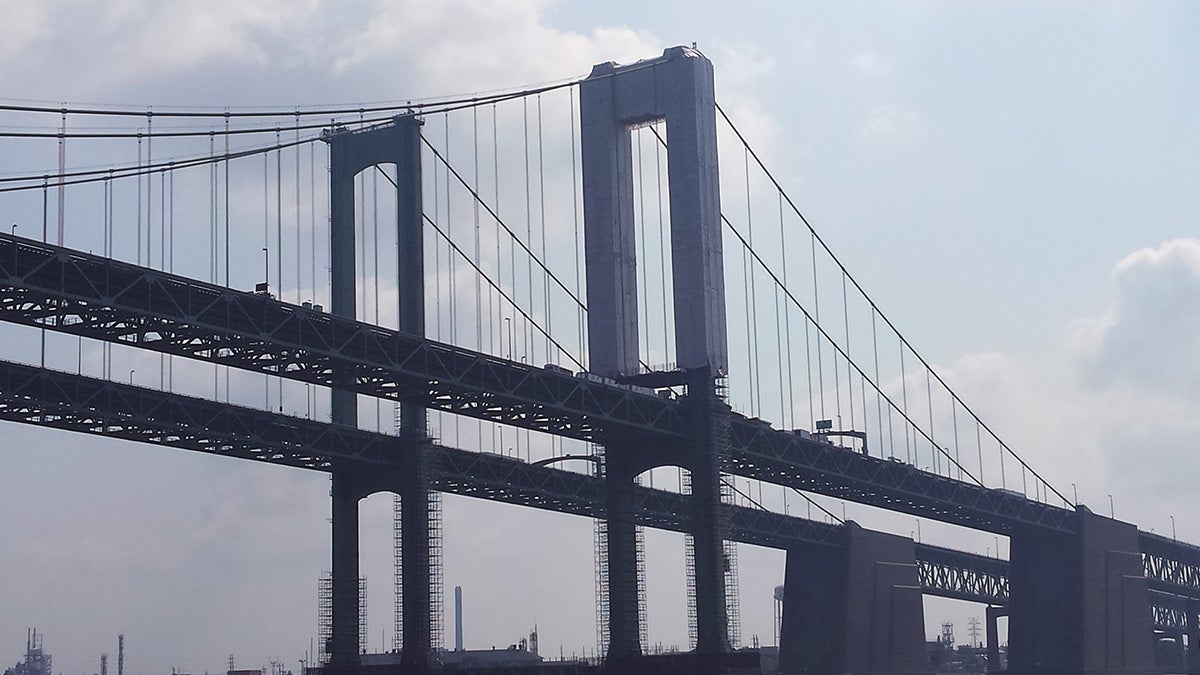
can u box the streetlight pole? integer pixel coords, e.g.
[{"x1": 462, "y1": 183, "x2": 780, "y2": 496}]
[
  {"x1": 504, "y1": 317, "x2": 512, "y2": 360},
  {"x1": 129, "y1": 369, "x2": 135, "y2": 385},
  {"x1": 262, "y1": 247, "x2": 269, "y2": 293},
  {"x1": 1108, "y1": 494, "x2": 1115, "y2": 519},
  {"x1": 1071, "y1": 483, "x2": 1078, "y2": 506},
  {"x1": 1171, "y1": 515, "x2": 1176, "y2": 540}
]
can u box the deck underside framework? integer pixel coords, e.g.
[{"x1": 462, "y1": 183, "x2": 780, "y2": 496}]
[
  {"x1": 0, "y1": 233, "x2": 1077, "y2": 535},
  {"x1": 0, "y1": 355, "x2": 1195, "y2": 627}
]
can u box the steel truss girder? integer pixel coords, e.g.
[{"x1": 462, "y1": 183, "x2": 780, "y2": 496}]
[
  {"x1": 0, "y1": 358, "x2": 845, "y2": 547},
  {"x1": 0, "y1": 235, "x2": 1089, "y2": 537},
  {"x1": 724, "y1": 418, "x2": 1077, "y2": 535},
  {"x1": 9, "y1": 235, "x2": 1199, "y2": 546},
  {"x1": 0, "y1": 357, "x2": 1194, "y2": 628},
  {"x1": 915, "y1": 543, "x2": 1009, "y2": 605},
  {"x1": 1142, "y1": 532, "x2": 1200, "y2": 598},
  {"x1": 0, "y1": 357, "x2": 1024, "y2": 606},
  {"x1": 0, "y1": 234, "x2": 687, "y2": 442}
]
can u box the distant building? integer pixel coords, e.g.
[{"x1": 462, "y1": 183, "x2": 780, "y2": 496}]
[{"x1": 5, "y1": 630, "x2": 51, "y2": 675}]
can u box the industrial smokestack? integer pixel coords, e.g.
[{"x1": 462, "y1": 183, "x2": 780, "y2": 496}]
[
  {"x1": 117, "y1": 635, "x2": 124, "y2": 675},
  {"x1": 454, "y1": 586, "x2": 463, "y2": 652}
]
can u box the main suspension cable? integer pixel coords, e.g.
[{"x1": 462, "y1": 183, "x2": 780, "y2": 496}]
[{"x1": 715, "y1": 102, "x2": 1068, "y2": 505}]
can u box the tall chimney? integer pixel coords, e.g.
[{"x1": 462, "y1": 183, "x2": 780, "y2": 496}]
[
  {"x1": 117, "y1": 635, "x2": 124, "y2": 675},
  {"x1": 454, "y1": 586, "x2": 464, "y2": 652}
]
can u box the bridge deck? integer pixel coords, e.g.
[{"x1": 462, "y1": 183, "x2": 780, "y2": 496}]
[
  {"x1": 0, "y1": 233, "x2": 1086, "y2": 536},
  {"x1": 2, "y1": 356, "x2": 1196, "y2": 622}
]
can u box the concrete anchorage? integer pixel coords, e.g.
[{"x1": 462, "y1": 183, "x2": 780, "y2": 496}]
[
  {"x1": 777, "y1": 522, "x2": 929, "y2": 675},
  {"x1": 1007, "y1": 507, "x2": 1155, "y2": 675},
  {"x1": 580, "y1": 46, "x2": 730, "y2": 665},
  {"x1": 324, "y1": 115, "x2": 432, "y2": 672}
]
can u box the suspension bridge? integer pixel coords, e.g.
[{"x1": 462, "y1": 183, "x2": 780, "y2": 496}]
[{"x1": 0, "y1": 46, "x2": 1196, "y2": 674}]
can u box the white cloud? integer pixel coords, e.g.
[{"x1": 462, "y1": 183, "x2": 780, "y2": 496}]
[{"x1": 1073, "y1": 238, "x2": 1200, "y2": 397}]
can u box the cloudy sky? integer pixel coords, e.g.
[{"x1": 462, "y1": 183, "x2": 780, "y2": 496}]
[{"x1": 2, "y1": 1, "x2": 1200, "y2": 672}]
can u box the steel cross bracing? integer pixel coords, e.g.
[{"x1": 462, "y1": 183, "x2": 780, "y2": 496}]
[
  {"x1": 0, "y1": 358, "x2": 843, "y2": 549},
  {"x1": 1142, "y1": 531, "x2": 1200, "y2": 599},
  {"x1": 0, "y1": 356, "x2": 1194, "y2": 629},
  {"x1": 914, "y1": 543, "x2": 1009, "y2": 605},
  {"x1": 0, "y1": 234, "x2": 1087, "y2": 537},
  {"x1": 724, "y1": 418, "x2": 1076, "y2": 534},
  {"x1": 0, "y1": 356, "x2": 1010, "y2": 606},
  {"x1": 0, "y1": 234, "x2": 686, "y2": 442}
]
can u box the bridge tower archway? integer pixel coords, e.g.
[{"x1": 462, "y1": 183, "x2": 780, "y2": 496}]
[{"x1": 324, "y1": 115, "x2": 432, "y2": 670}]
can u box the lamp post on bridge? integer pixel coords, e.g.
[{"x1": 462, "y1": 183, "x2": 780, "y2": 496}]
[
  {"x1": 1108, "y1": 494, "x2": 1115, "y2": 519},
  {"x1": 1171, "y1": 515, "x2": 1176, "y2": 540},
  {"x1": 1071, "y1": 482, "x2": 1077, "y2": 506}
]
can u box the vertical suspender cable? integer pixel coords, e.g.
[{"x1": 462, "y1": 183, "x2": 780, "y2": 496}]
[
  {"x1": 473, "y1": 106, "x2": 483, "y2": 353},
  {"x1": 223, "y1": 118, "x2": 231, "y2": 402},
  {"x1": 445, "y1": 114, "x2": 460, "y2": 447},
  {"x1": 493, "y1": 103, "x2": 503, "y2": 454},
  {"x1": 636, "y1": 128, "x2": 649, "y2": 362},
  {"x1": 210, "y1": 133, "x2": 217, "y2": 283},
  {"x1": 224, "y1": 112, "x2": 230, "y2": 287},
  {"x1": 655, "y1": 122, "x2": 669, "y2": 364},
  {"x1": 951, "y1": 401, "x2": 962, "y2": 481},
  {"x1": 169, "y1": 166, "x2": 175, "y2": 391},
  {"x1": 311, "y1": 140, "x2": 317, "y2": 305},
  {"x1": 264, "y1": 151, "x2": 271, "y2": 410},
  {"x1": 926, "y1": 370, "x2": 937, "y2": 474},
  {"x1": 296, "y1": 113, "x2": 302, "y2": 304},
  {"x1": 538, "y1": 95, "x2": 552, "y2": 363},
  {"x1": 811, "y1": 233, "x2": 824, "y2": 419},
  {"x1": 40, "y1": 178, "x2": 47, "y2": 366},
  {"x1": 872, "y1": 309, "x2": 885, "y2": 458},
  {"x1": 472, "y1": 107, "x2": 484, "y2": 451},
  {"x1": 373, "y1": 163, "x2": 381, "y2": 431},
  {"x1": 900, "y1": 345, "x2": 910, "y2": 464},
  {"x1": 137, "y1": 133, "x2": 143, "y2": 265},
  {"x1": 210, "y1": 132, "x2": 218, "y2": 398},
  {"x1": 431, "y1": 133, "x2": 443, "y2": 439},
  {"x1": 159, "y1": 171, "x2": 165, "y2": 271},
  {"x1": 742, "y1": 205, "x2": 754, "y2": 411},
  {"x1": 145, "y1": 112, "x2": 152, "y2": 265},
  {"x1": 57, "y1": 111, "x2": 66, "y2": 246},
  {"x1": 976, "y1": 420, "x2": 986, "y2": 484},
  {"x1": 745, "y1": 146, "x2": 762, "y2": 417},
  {"x1": 522, "y1": 99, "x2": 534, "y2": 364},
  {"x1": 925, "y1": 370, "x2": 936, "y2": 474},
  {"x1": 158, "y1": 169, "x2": 165, "y2": 389},
  {"x1": 842, "y1": 273, "x2": 854, "y2": 437},
  {"x1": 778, "y1": 193, "x2": 795, "y2": 431},
  {"x1": 569, "y1": 89, "x2": 584, "y2": 364},
  {"x1": 804, "y1": 319, "x2": 814, "y2": 428},
  {"x1": 102, "y1": 177, "x2": 110, "y2": 378}
]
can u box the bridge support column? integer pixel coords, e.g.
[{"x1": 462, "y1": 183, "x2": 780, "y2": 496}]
[
  {"x1": 689, "y1": 383, "x2": 731, "y2": 656},
  {"x1": 399, "y1": 441, "x2": 432, "y2": 670},
  {"x1": 1008, "y1": 507, "x2": 1154, "y2": 674},
  {"x1": 778, "y1": 522, "x2": 928, "y2": 675},
  {"x1": 327, "y1": 113, "x2": 427, "y2": 670},
  {"x1": 603, "y1": 449, "x2": 643, "y2": 664},
  {"x1": 985, "y1": 605, "x2": 1006, "y2": 672},
  {"x1": 329, "y1": 470, "x2": 363, "y2": 668}
]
